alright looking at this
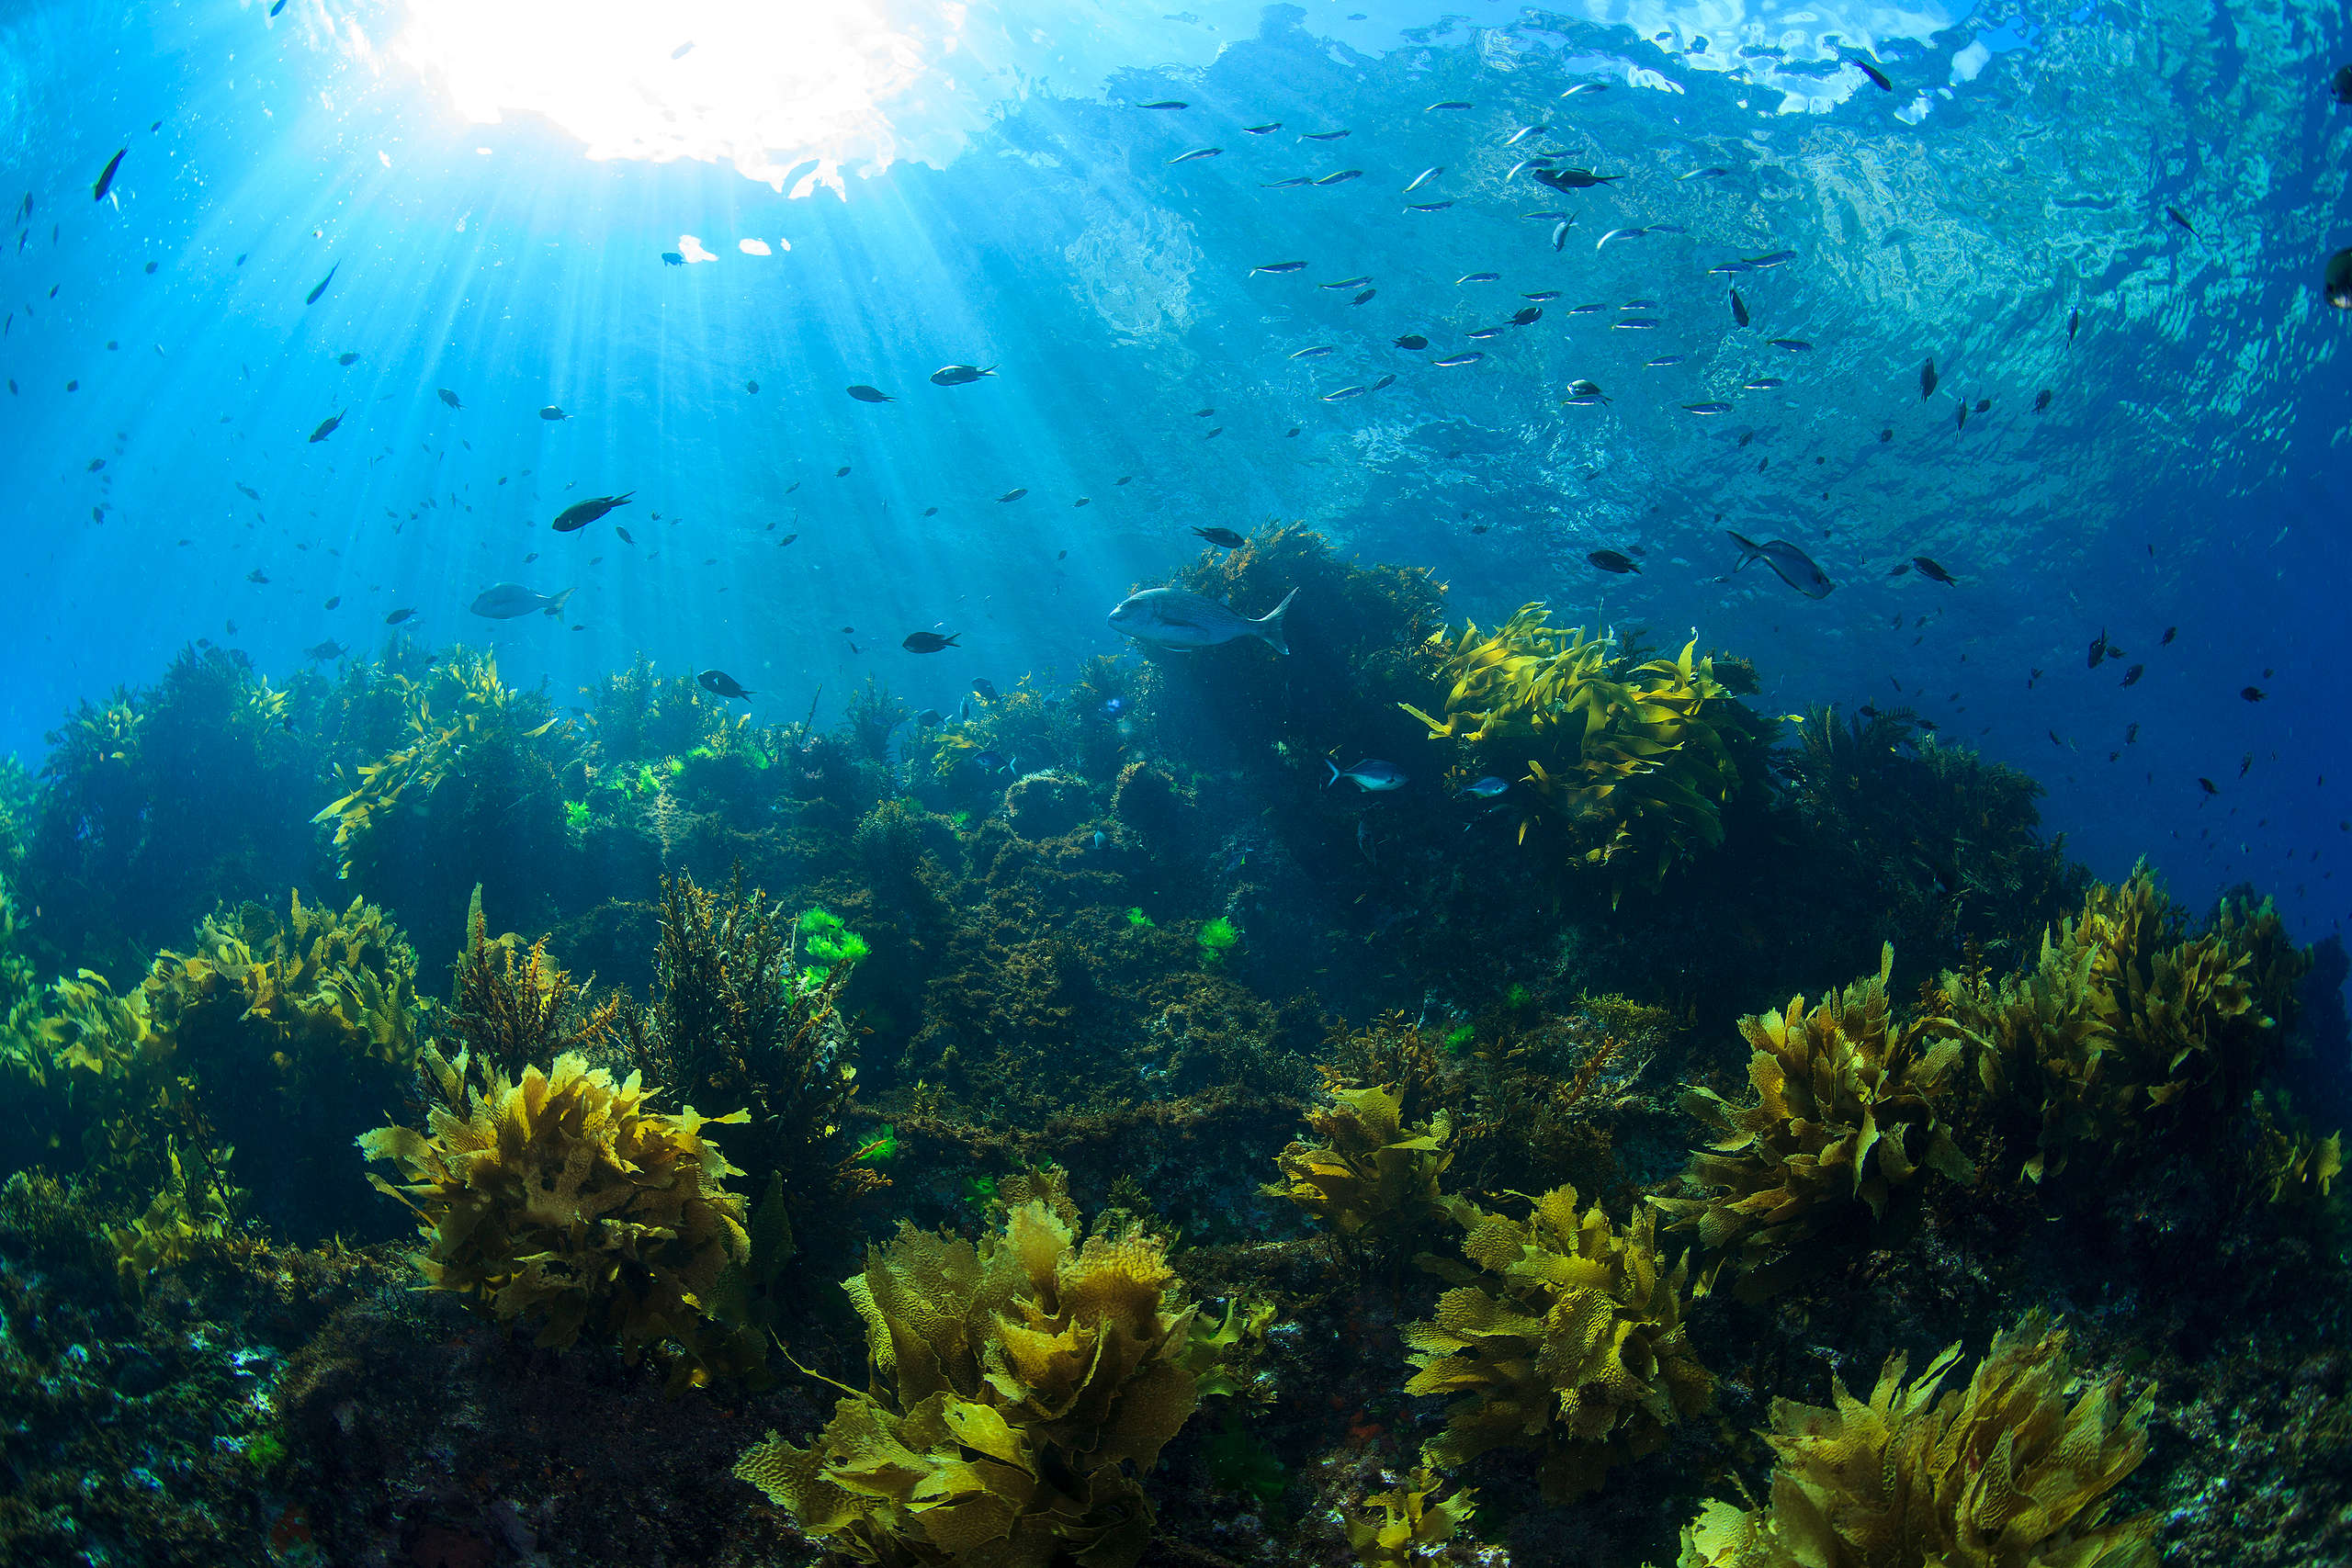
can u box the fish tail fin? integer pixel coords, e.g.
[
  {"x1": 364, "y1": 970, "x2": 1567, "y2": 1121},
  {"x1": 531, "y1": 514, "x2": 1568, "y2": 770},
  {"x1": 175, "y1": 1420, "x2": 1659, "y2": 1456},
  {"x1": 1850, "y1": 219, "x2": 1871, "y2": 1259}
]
[
  {"x1": 945, "y1": 633, "x2": 961, "y2": 647},
  {"x1": 1725, "y1": 531, "x2": 1762, "y2": 568},
  {"x1": 1325, "y1": 758, "x2": 1340, "y2": 788},
  {"x1": 545, "y1": 587, "x2": 576, "y2": 617},
  {"x1": 1255, "y1": 587, "x2": 1298, "y2": 656},
  {"x1": 982, "y1": 366, "x2": 998, "y2": 377}
]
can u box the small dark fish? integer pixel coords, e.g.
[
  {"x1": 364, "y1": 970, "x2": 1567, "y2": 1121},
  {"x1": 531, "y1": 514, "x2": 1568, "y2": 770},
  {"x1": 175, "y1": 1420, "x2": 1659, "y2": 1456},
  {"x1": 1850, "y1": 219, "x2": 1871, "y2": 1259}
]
[
  {"x1": 269, "y1": 0, "x2": 286, "y2": 14},
  {"x1": 931, "y1": 364, "x2": 996, "y2": 386},
  {"x1": 2067, "y1": 307, "x2": 2080, "y2": 343},
  {"x1": 437, "y1": 388, "x2": 461, "y2": 409},
  {"x1": 1353, "y1": 288, "x2": 1376, "y2": 305},
  {"x1": 1881, "y1": 428, "x2": 1894, "y2": 441},
  {"x1": 93, "y1": 148, "x2": 127, "y2": 201},
  {"x1": 1194, "y1": 526, "x2": 1246, "y2": 548},
  {"x1": 1370, "y1": 374, "x2": 1395, "y2": 390},
  {"x1": 1138, "y1": 100, "x2": 1188, "y2": 109},
  {"x1": 2326, "y1": 247, "x2": 2352, "y2": 309},
  {"x1": 1888, "y1": 562, "x2": 1911, "y2": 577},
  {"x1": 1511, "y1": 306, "x2": 1543, "y2": 326},
  {"x1": 1432, "y1": 352, "x2": 1485, "y2": 367},
  {"x1": 1251, "y1": 260, "x2": 1308, "y2": 274},
  {"x1": 2335, "y1": 63, "x2": 2352, "y2": 105},
  {"x1": 1768, "y1": 337, "x2": 1811, "y2": 352},
  {"x1": 246, "y1": 570, "x2": 268, "y2": 584},
  {"x1": 1312, "y1": 169, "x2": 1363, "y2": 186},
  {"x1": 1298, "y1": 129, "x2": 1351, "y2": 141},
  {"x1": 2120, "y1": 664, "x2": 2144, "y2": 687},
  {"x1": 1426, "y1": 100, "x2": 1473, "y2": 112},
  {"x1": 237, "y1": 481, "x2": 261, "y2": 500},
  {"x1": 2165, "y1": 205, "x2": 2196, "y2": 236},
  {"x1": 1588, "y1": 549, "x2": 1639, "y2": 574},
  {"x1": 776, "y1": 533, "x2": 796, "y2": 546},
  {"x1": 835, "y1": 467, "x2": 851, "y2": 477},
  {"x1": 1973, "y1": 397, "x2": 1992, "y2": 413},
  {"x1": 552, "y1": 493, "x2": 633, "y2": 532},
  {"x1": 540, "y1": 405, "x2": 569, "y2": 421},
  {"x1": 2087, "y1": 629, "x2": 2109, "y2": 669},
  {"x1": 616, "y1": 526, "x2": 635, "y2": 544},
  {"x1": 1913, "y1": 556, "x2": 1956, "y2": 584},
  {"x1": 971, "y1": 750, "x2": 1011, "y2": 773},
  {"x1": 2161, "y1": 626, "x2": 2177, "y2": 645},
  {"x1": 698, "y1": 669, "x2": 753, "y2": 699},
  {"x1": 1116, "y1": 476, "x2": 1133, "y2": 485},
  {"x1": 385, "y1": 607, "x2": 416, "y2": 625},
  {"x1": 1729, "y1": 288, "x2": 1749, "y2": 327},
  {"x1": 846, "y1": 384, "x2": 894, "y2": 402},
  {"x1": 1406, "y1": 202, "x2": 1453, "y2": 213},
  {"x1": 1167, "y1": 147, "x2": 1223, "y2": 164},
  {"x1": 661, "y1": 251, "x2": 684, "y2": 266},
  {"x1": 1920, "y1": 358, "x2": 1939, "y2": 400},
  {"x1": 2198, "y1": 777, "x2": 2219, "y2": 796},
  {"x1": 2241, "y1": 685, "x2": 2266, "y2": 702},
  {"x1": 2239, "y1": 751, "x2": 2254, "y2": 778},
  {"x1": 306, "y1": 263, "x2": 338, "y2": 305},
  {"x1": 322, "y1": 595, "x2": 340, "y2": 610},
  {"x1": 308, "y1": 411, "x2": 343, "y2": 443},
  {"x1": 305, "y1": 639, "x2": 345, "y2": 661},
  {"x1": 745, "y1": 380, "x2": 758, "y2": 393},
  {"x1": 972, "y1": 678, "x2": 999, "y2": 701},
  {"x1": 1532, "y1": 167, "x2": 1618, "y2": 191},
  {"x1": 1319, "y1": 275, "x2": 1372, "y2": 289},
  {"x1": 1682, "y1": 401, "x2": 1733, "y2": 415},
  {"x1": 337, "y1": 352, "x2": 358, "y2": 366},
  {"x1": 997, "y1": 488, "x2": 1027, "y2": 502},
  {"x1": 922, "y1": 506, "x2": 937, "y2": 516},
  {"x1": 1850, "y1": 55, "x2": 1893, "y2": 90},
  {"x1": 902, "y1": 631, "x2": 959, "y2": 653},
  {"x1": 2033, "y1": 389, "x2": 2052, "y2": 412},
  {"x1": 2126, "y1": 723, "x2": 2140, "y2": 742}
]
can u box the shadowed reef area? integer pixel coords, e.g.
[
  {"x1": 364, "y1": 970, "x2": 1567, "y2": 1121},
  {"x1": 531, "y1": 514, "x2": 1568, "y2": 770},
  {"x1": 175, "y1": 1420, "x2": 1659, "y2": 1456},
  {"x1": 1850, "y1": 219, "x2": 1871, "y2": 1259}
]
[{"x1": 2, "y1": 527, "x2": 2345, "y2": 1568}]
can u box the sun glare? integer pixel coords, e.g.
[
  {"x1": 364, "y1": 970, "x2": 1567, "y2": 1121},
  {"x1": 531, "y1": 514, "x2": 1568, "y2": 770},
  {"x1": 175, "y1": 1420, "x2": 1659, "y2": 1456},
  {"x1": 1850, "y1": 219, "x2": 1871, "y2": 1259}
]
[{"x1": 391, "y1": 0, "x2": 981, "y2": 197}]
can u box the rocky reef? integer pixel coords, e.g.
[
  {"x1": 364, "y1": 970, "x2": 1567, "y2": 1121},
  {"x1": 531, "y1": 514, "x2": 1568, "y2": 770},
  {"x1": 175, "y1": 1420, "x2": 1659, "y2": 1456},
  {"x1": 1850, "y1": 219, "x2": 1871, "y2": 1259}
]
[{"x1": 0, "y1": 525, "x2": 2344, "y2": 1568}]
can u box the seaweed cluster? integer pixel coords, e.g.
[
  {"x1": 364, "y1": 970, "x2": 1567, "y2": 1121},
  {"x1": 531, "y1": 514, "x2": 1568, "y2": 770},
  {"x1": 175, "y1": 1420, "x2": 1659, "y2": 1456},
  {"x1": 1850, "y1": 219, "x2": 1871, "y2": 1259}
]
[
  {"x1": 1406, "y1": 1185, "x2": 1713, "y2": 1503},
  {"x1": 1654, "y1": 944, "x2": 1977, "y2": 1298},
  {"x1": 1402, "y1": 605, "x2": 1756, "y2": 892},
  {"x1": 732, "y1": 1171, "x2": 1211, "y2": 1566},
  {"x1": 358, "y1": 1044, "x2": 753, "y2": 1386},
  {"x1": 1262, "y1": 1082, "x2": 1453, "y2": 1251},
  {"x1": 1678, "y1": 1312, "x2": 2154, "y2": 1568}
]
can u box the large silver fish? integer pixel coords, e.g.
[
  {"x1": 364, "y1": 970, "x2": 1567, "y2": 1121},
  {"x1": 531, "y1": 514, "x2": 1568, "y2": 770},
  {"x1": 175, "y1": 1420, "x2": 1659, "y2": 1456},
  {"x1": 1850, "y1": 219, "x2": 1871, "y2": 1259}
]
[
  {"x1": 470, "y1": 583, "x2": 576, "y2": 619},
  {"x1": 1725, "y1": 531, "x2": 1835, "y2": 598},
  {"x1": 1108, "y1": 586, "x2": 1297, "y2": 654}
]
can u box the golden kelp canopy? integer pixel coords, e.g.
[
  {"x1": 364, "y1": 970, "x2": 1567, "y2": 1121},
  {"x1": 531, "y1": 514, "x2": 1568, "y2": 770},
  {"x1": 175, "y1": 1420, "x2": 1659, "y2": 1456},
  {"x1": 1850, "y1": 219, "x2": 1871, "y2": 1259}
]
[
  {"x1": 734, "y1": 1176, "x2": 1208, "y2": 1567},
  {"x1": 1400, "y1": 604, "x2": 1745, "y2": 889},
  {"x1": 358, "y1": 1046, "x2": 750, "y2": 1377},
  {"x1": 1678, "y1": 1310, "x2": 2156, "y2": 1568},
  {"x1": 1405, "y1": 1185, "x2": 1713, "y2": 1503},
  {"x1": 1654, "y1": 943, "x2": 1976, "y2": 1298},
  {"x1": 1261, "y1": 1082, "x2": 1453, "y2": 1247}
]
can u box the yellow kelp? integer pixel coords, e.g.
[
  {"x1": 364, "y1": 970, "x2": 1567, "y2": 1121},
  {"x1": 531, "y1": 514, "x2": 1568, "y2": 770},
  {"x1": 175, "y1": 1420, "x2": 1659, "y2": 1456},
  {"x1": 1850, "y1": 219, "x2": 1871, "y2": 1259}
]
[
  {"x1": 1405, "y1": 1185, "x2": 1712, "y2": 1503},
  {"x1": 733, "y1": 1173, "x2": 1209, "y2": 1567},
  {"x1": 359, "y1": 1046, "x2": 750, "y2": 1381},
  {"x1": 1400, "y1": 604, "x2": 1745, "y2": 889},
  {"x1": 1654, "y1": 944, "x2": 1976, "y2": 1298},
  {"x1": 1262, "y1": 1082, "x2": 1453, "y2": 1249},
  {"x1": 1678, "y1": 1311, "x2": 2155, "y2": 1568}
]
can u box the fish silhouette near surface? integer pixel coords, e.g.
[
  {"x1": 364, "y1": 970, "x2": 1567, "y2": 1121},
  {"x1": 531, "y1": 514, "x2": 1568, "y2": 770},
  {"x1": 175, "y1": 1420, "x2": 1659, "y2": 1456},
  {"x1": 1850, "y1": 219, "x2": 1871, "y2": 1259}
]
[
  {"x1": 552, "y1": 493, "x2": 632, "y2": 533},
  {"x1": 697, "y1": 669, "x2": 753, "y2": 700}
]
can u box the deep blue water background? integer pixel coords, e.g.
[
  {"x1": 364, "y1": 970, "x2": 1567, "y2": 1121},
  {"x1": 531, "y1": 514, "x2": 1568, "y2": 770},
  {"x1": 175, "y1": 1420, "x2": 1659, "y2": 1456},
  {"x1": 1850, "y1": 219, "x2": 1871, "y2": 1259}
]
[{"x1": 2, "y1": 0, "x2": 2347, "y2": 964}]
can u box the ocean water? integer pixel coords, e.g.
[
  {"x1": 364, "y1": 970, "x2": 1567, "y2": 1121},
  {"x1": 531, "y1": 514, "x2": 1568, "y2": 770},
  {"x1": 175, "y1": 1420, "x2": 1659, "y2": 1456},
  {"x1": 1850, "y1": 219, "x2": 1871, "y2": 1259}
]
[{"x1": 3, "y1": 0, "x2": 2350, "y2": 1564}]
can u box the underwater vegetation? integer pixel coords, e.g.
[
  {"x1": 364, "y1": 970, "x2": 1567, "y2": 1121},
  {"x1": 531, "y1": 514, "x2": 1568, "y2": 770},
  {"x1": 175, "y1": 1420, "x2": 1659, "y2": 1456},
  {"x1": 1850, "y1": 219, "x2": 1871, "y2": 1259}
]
[
  {"x1": 1655, "y1": 943, "x2": 1977, "y2": 1300},
  {"x1": 1262, "y1": 1081, "x2": 1453, "y2": 1252},
  {"x1": 1406, "y1": 1184, "x2": 1713, "y2": 1504},
  {"x1": 732, "y1": 1169, "x2": 1212, "y2": 1567},
  {"x1": 358, "y1": 1043, "x2": 753, "y2": 1388},
  {"x1": 1678, "y1": 1311, "x2": 2155, "y2": 1568},
  {"x1": 1402, "y1": 604, "x2": 1758, "y2": 893}
]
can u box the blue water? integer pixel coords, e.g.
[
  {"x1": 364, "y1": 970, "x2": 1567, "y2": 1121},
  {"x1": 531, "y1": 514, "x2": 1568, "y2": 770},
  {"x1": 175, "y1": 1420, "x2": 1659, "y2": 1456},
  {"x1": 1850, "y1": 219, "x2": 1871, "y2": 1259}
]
[{"x1": 3, "y1": 0, "x2": 2348, "y2": 953}]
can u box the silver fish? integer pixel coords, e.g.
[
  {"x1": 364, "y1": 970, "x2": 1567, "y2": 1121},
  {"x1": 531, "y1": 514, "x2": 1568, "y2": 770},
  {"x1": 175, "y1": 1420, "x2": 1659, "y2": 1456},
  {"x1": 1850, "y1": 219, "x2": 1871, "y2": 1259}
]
[
  {"x1": 1678, "y1": 166, "x2": 1729, "y2": 180},
  {"x1": 1595, "y1": 226, "x2": 1646, "y2": 250},
  {"x1": 1432, "y1": 352, "x2": 1485, "y2": 367},
  {"x1": 1551, "y1": 220, "x2": 1572, "y2": 251},
  {"x1": 1289, "y1": 345, "x2": 1337, "y2": 359},
  {"x1": 1726, "y1": 530, "x2": 1835, "y2": 597},
  {"x1": 1322, "y1": 385, "x2": 1367, "y2": 400},
  {"x1": 1167, "y1": 146, "x2": 1223, "y2": 164},
  {"x1": 1403, "y1": 165, "x2": 1444, "y2": 193},
  {"x1": 469, "y1": 582, "x2": 576, "y2": 619},
  {"x1": 1320, "y1": 275, "x2": 1373, "y2": 288},
  {"x1": 1645, "y1": 355, "x2": 1686, "y2": 367},
  {"x1": 1326, "y1": 758, "x2": 1407, "y2": 790},
  {"x1": 1504, "y1": 124, "x2": 1548, "y2": 145},
  {"x1": 1406, "y1": 201, "x2": 1454, "y2": 212},
  {"x1": 1108, "y1": 586, "x2": 1297, "y2": 654},
  {"x1": 1456, "y1": 271, "x2": 1500, "y2": 284}
]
